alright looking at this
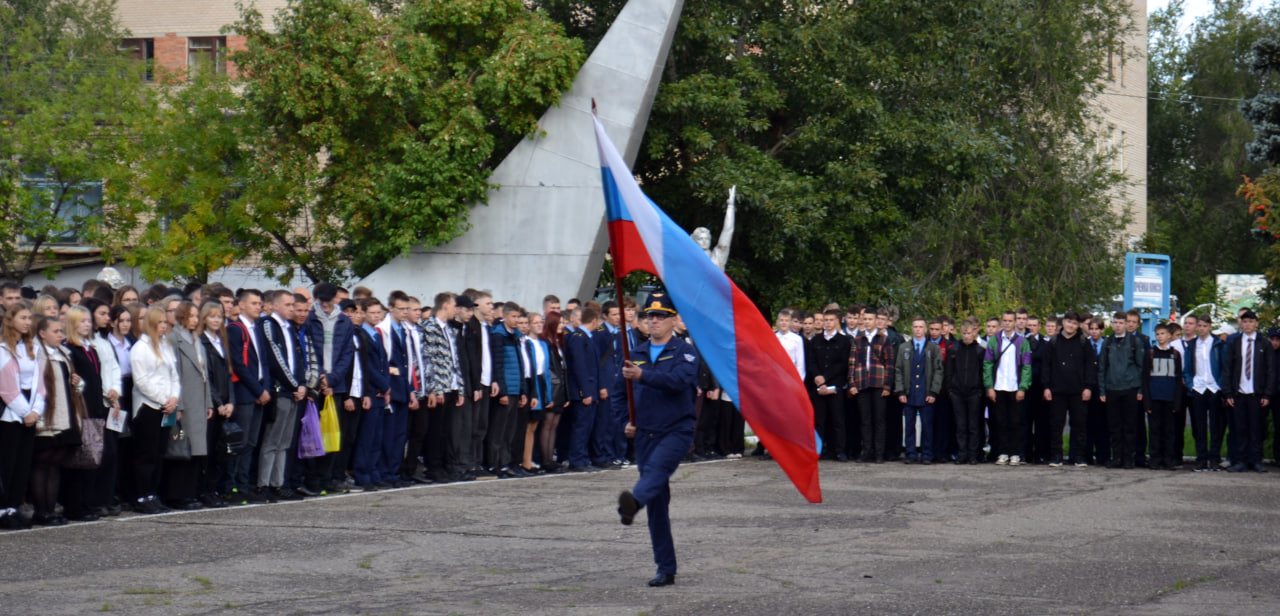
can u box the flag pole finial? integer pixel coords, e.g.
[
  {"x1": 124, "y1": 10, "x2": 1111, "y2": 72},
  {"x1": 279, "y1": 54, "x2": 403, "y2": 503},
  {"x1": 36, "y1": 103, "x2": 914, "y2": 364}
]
[{"x1": 591, "y1": 98, "x2": 598, "y2": 114}]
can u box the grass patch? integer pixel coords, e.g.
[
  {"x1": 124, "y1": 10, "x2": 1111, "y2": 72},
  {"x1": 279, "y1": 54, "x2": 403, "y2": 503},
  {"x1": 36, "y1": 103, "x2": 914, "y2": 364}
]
[
  {"x1": 191, "y1": 576, "x2": 213, "y2": 589},
  {"x1": 101, "y1": 605, "x2": 110, "y2": 612},
  {"x1": 223, "y1": 601, "x2": 241, "y2": 609},
  {"x1": 358, "y1": 561, "x2": 372, "y2": 569}
]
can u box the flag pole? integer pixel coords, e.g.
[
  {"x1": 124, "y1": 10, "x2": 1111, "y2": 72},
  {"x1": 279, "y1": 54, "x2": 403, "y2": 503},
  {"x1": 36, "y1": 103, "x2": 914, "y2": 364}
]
[{"x1": 595, "y1": 99, "x2": 638, "y2": 427}]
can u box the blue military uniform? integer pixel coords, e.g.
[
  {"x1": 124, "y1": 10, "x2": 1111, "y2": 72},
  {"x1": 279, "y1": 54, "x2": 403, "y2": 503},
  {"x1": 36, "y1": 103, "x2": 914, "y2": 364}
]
[{"x1": 617, "y1": 293, "x2": 699, "y2": 586}]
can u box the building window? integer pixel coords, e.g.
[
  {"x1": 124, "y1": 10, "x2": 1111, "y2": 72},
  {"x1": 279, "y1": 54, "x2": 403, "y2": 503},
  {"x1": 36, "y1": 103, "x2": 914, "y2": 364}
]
[
  {"x1": 188, "y1": 37, "x2": 227, "y2": 75},
  {"x1": 120, "y1": 38, "x2": 154, "y2": 82},
  {"x1": 20, "y1": 178, "x2": 103, "y2": 245}
]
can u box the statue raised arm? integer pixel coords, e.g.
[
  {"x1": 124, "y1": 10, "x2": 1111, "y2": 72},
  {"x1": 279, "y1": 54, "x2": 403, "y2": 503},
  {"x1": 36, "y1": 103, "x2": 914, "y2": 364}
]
[{"x1": 692, "y1": 186, "x2": 736, "y2": 271}]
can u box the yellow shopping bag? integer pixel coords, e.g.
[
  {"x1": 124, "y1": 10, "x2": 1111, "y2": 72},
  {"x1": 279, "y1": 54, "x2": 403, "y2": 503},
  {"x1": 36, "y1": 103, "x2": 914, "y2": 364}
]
[{"x1": 320, "y1": 395, "x2": 341, "y2": 453}]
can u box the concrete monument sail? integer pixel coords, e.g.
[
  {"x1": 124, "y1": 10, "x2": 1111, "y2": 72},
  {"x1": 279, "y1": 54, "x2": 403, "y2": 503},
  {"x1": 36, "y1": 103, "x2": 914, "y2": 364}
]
[{"x1": 356, "y1": 0, "x2": 686, "y2": 306}]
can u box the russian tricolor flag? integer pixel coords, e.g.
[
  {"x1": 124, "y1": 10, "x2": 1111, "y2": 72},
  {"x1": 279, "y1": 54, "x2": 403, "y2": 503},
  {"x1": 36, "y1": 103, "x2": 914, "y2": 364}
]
[{"x1": 594, "y1": 114, "x2": 821, "y2": 504}]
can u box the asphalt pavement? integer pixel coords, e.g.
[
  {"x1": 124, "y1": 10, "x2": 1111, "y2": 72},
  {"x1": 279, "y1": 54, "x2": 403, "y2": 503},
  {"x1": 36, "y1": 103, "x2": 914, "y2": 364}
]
[{"x1": 2, "y1": 458, "x2": 1278, "y2": 615}]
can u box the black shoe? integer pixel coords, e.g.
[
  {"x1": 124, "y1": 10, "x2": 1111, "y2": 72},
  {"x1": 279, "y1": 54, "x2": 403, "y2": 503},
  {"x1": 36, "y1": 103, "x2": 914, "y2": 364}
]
[
  {"x1": 199, "y1": 493, "x2": 229, "y2": 508},
  {"x1": 903, "y1": 457, "x2": 915, "y2": 465},
  {"x1": 618, "y1": 490, "x2": 639, "y2": 526},
  {"x1": 105, "y1": 504, "x2": 123, "y2": 516},
  {"x1": 32, "y1": 512, "x2": 68, "y2": 526},
  {"x1": 1252, "y1": 464, "x2": 1269, "y2": 473},
  {"x1": 244, "y1": 488, "x2": 270, "y2": 504},
  {"x1": 273, "y1": 487, "x2": 304, "y2": 501},
  {"x1": 66, "y1": 511, "x2": 100, "y2": 522},
  {"x1": 647, "y1": 573, "x2": 676, "y2": 587},
  {"x1": 835, "y1": 453, "x2": 849, "y2": 462},
  {"x1": 1, "y1": 512, "x2": 27, "y2": 531},
  {"x1": 566, "y1": 465, "x2": 597, "y2": 473},
  {"x1": 1227, "y1": 463, "x2": 1248, "y2": 473},
  {"x1": 542, "y1": 460, "x2": 563, "y2": 472},
  {"x1": 1106, "y1": 461, "x2": 1121, "y2": 469},
  {"x1": 922, "y1": 459, "x2": 933, "y2": 465},
  {"x1": 410, "y1": 473, "x2": 433, "y2": 485},
  {"x1": 174, "y1": 499, "x2": 204, "y2": 511}
]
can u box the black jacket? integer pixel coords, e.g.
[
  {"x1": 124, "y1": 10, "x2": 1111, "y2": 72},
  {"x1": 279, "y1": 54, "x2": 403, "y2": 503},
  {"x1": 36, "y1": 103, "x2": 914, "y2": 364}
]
[
  {"x1": 944, "y1": 339, "x2": 986, "y2": 396},
  {"x1": 805, "y1": 332, "x2": 851, "y2": 393},
  {"x1": 1223, "y1": 332, "x2": 1272, "y2": 399},
  {"x1": 1042, "y1": 333, "x2": 1097, "y2": 395}
]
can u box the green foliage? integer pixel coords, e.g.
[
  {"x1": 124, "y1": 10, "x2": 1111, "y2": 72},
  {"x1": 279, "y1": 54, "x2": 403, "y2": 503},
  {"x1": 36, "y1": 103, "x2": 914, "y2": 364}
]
[
  {"x1": 0, "y1": 0, "x2": 151, "y2": 281},
  {"x1": 107, "y1": 71, "x2": 265, "y2": 283},
  {"x1": 1148, "y1": 0, "x2": 1276, "y2": 302},
  {"x1": 602, "y1": 0, "x2": 1131, "y2": 317},
  {"x1": 227, "y1": 0, "x2": 585, "y2": 281}
]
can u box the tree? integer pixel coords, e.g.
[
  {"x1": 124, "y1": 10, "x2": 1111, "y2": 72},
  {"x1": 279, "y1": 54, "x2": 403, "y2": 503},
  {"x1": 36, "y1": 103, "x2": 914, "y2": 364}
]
[
  {"x1": 0, "y1": 0, "x2": 151, "y2": 281},
  {"x1": 106, "y1": 70, "x2": 268, "y2": 284},
  {"x1": 1148, "y1": 0, "x2": 1276, "y2": 304},
  {"x1": 1240, "y1": 26, "x2": 1280, "y2": 316},
  {"x1": 552, "y1": 0, "x2": 1131, "y2": 316},
  {"x1": 225, "y1": 0, "x2": 585, "y2": 282}
]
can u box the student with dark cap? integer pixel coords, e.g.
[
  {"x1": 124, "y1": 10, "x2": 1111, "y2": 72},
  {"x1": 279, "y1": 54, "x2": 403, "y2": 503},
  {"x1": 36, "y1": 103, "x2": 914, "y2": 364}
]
[
  {"x1": 616, "y1": 292, "x2": 699, "y2": 587},
  {"x1": 1222, "y1": 309, "x2": 1271, "y2": 472}
]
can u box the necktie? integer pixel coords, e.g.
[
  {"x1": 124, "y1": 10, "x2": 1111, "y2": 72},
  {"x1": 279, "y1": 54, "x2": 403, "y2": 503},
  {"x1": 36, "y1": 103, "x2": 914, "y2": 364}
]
[{"x1": 1246, "y1": 337, "x2": 1253, "y2": 381}]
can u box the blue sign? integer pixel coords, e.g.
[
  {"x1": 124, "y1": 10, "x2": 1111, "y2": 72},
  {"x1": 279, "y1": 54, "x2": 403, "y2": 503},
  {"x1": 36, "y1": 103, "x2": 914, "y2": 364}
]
[{"x1": 1124, "y1": 253, "x2": 1171, "y2": 338}]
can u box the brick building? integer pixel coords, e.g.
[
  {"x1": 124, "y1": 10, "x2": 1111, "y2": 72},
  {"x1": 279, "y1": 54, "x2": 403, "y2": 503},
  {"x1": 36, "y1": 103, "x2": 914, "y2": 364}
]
[{"x1": 115, "y1": 0, "x2": 289, "y2": 80}]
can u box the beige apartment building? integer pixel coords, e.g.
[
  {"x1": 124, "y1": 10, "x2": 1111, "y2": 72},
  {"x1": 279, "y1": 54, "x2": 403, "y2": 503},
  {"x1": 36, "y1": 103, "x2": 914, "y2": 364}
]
[{"x1": 1098, "y1": 0, "x2": 1149, "y2": 244}]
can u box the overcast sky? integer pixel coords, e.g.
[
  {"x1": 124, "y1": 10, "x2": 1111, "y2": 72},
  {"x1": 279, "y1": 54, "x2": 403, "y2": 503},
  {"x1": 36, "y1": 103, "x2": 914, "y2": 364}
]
[{"x1": 1149, "y1": 0, "x2": 1269, "y2": 32}]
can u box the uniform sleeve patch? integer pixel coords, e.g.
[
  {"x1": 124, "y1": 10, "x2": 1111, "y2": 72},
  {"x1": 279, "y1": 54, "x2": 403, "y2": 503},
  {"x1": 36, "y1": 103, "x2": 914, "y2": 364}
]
[{"x1": 684, "y1": 354, "x2": 696, "y2": 363}]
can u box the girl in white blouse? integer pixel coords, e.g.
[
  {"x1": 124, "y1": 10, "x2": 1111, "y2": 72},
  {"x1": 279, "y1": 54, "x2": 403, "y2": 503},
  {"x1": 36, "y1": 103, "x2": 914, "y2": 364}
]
[
  {"x1": 0, "y1": 302, "x2": 42, "y2": 530},
  {"x1": 129, "y1": 306, "x2": 181, "y2": 515}
]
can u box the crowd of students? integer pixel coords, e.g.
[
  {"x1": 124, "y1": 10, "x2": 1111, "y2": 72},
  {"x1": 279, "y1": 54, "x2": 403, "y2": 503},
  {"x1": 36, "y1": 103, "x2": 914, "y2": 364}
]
[
  {"x1": 774, "y1": 303, "x2": 1277, "y2": 475},
  {"x1": 0, "y1": 278, "x2": 685, "y2": 530},
  {"x1": 0, "y1": 274, "x2": 1273, "y2": 531}
]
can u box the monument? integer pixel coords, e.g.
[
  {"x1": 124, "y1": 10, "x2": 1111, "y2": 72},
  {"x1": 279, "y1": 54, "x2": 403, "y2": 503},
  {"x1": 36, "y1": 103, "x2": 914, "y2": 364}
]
[
  {"x1": 356, "y1": 0, "x2": 686, "y2": 306},
  {"x1": 691, "y1": 185, "x2": 736, "y2": 271}
]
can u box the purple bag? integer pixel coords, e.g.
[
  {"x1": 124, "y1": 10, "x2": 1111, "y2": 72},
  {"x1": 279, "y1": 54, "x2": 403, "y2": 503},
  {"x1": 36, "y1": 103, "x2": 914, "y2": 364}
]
[{"x1": 298, "y1": 400, "x2": 325, "y2": 459}]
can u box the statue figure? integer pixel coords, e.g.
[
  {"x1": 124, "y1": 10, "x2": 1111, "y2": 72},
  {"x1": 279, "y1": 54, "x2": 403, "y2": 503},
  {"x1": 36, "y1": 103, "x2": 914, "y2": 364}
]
[{"x1": 692, "y1": 185, "x2": 736, "y2": 271}]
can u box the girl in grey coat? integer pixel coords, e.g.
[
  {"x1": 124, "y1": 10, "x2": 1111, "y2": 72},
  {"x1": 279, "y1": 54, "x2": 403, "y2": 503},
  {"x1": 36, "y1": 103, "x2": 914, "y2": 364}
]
[{"x1": 164, "y1": 302, "x2": 214, "y2": 510}]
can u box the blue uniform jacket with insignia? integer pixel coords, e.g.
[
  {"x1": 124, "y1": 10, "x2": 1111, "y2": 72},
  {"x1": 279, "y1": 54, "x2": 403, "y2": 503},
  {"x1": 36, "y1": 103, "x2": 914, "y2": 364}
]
[
  {"x1": 565, "y1": 327, "x2": 599, "y2": 401},
  {"x1": 629, "y1": 336, "x2": 699, "y2": 434}
]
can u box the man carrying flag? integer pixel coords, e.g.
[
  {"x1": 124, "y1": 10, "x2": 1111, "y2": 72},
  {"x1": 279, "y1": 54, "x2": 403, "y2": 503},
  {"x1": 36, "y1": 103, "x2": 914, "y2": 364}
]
[{"x1": 616, "y1": 292, "x2": 699, "y2": 587}]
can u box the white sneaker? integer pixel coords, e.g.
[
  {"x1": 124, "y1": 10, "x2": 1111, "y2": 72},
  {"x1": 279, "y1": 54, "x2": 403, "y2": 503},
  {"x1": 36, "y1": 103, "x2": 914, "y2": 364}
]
[
  {"x1": 1009, "y1": 455, "x2": 1023, "y2": 466},
  {"x1": 1048, "y1": 461, "x2": 1063, "y2": 468},
  {"x1": 996, "y1": 454, "x2": 1009, "y2": 465},
  {"x1": 1075, "y1": 461, "x2": 1089, "y2": 468}
]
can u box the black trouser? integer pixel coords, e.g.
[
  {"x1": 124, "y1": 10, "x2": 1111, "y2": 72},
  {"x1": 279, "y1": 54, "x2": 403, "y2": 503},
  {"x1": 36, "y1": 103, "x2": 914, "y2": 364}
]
[
  {"x1": 486, "y1": 395, "x2": 519, "y2": 470},
  {"x1": 714, "y1": 399, "x2": 744, "y2": 455},
  {"x1": 327, "y1": 395, "x2": 361, "y2": 482},
  {"x1": 1188, "y1": 390, "x2": 1224, "y2": 463},
  {"x1": 1023, "y1": 394, "x2": 1051, "y2": 463},
  {"x1": 163, "y1": 457, "x2": 202, "y2": 502},
  {"x1": 1049, "y1": 392, "x2": 1087, "y2": 463},
  {"x1": 201, "y1": 414, "x2": 226, "y2": 496},
  {"x1": 1134, "y1": 402, "x2": 1149, "y2": 464},
  {"x1": 403, "y1": 405, "x2": 431, "y2": 478},
  {"x1": 858, "y1": 388, "x2": 887, "y2": 460},
  {"x1": 932, "y1": 392, "x2": 955, "y2": 461},
  {"x1": 950, "y1": 390, "x2": 984, "y2": 462},
  {"x1": 1086, "y1": 391, "x2": 1110, "y2": 465},
  {"x1": 696, "y1": 396, "x2": 720, "y2": 455},
  {"x1": 448, "y1": 393, "x2": 474, "y2": 476},
  {"x1": 1231, "y1": 393, "x2": 1266, "y2": 466},
  {"x1": 843, "y1": 394, "x2": 861, "y2": 458},
  {"x1": 132, "y1": 406, "x2": 169, "y2": 498},
  {"x1": 884, "y1": 395, "x2": 903, "y2": 459},
  {"x1": 1147, "y1": 399, "x2": 1182, "y2": 466},
  {"x1": 991, "y1": 390, "x2": 1022, "y2": 457},
  {"x1": 59, "y1": 467, "x2": 94, "y2": 518},
  {"x1": 811, "y1": 390, "x2": 845, "y2": 457},
  {"x1": 424, "y1": 393, "x2": 455, "y2": 475},
  {"x1": 91, "y1": 429, "x2": 120, "y2": 507},
  {"x1": 1106, "y1": 389, "x2": 1140, "y2": 465},
  {"x1": 471, "y1": 388, "x2": 491, "y2": 470}
]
